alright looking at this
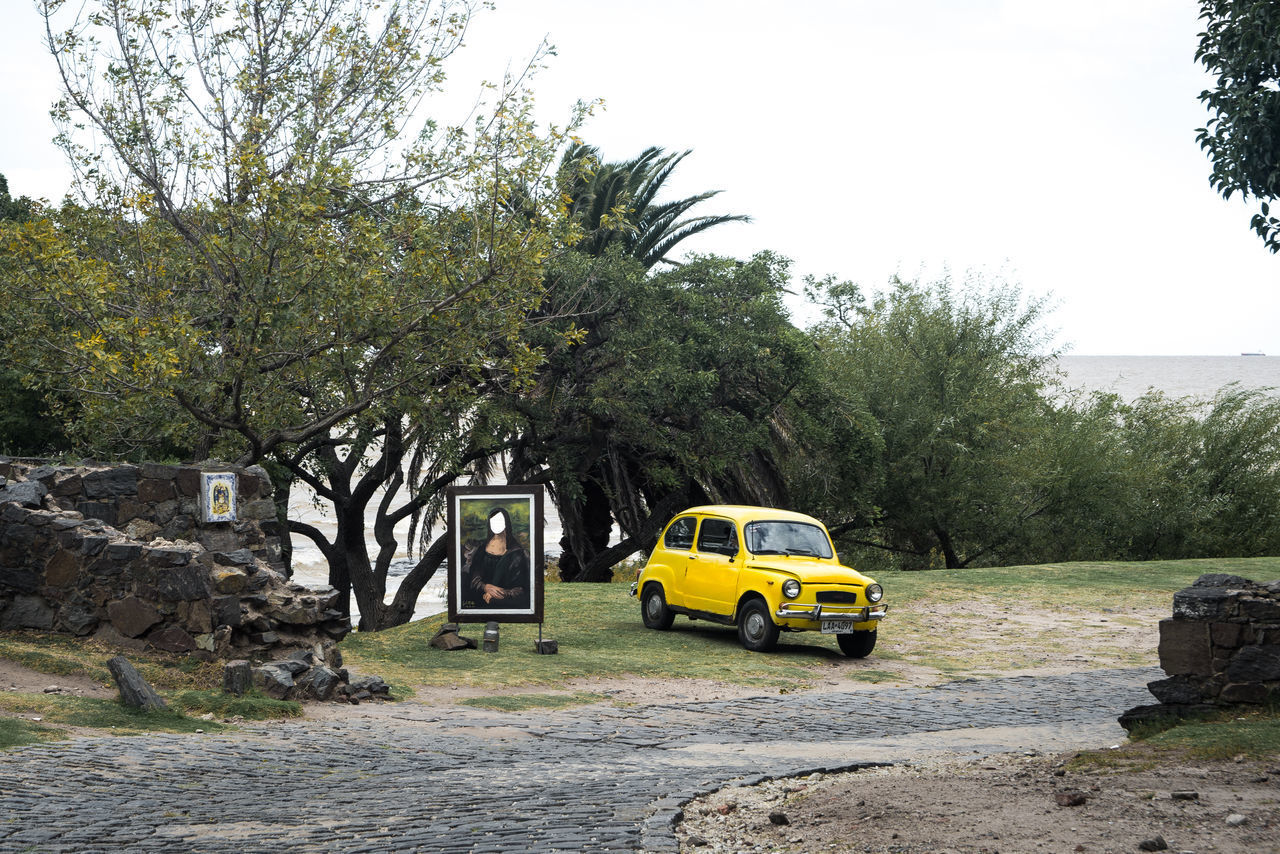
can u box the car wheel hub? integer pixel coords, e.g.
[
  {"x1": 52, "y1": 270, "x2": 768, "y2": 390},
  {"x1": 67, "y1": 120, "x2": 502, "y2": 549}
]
[{"x1": 744, "y1": 611, "x2": 766, "y2": 640}]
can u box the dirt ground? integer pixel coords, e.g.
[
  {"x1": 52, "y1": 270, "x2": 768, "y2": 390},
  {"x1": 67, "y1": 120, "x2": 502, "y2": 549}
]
[{"x1": 675, "y1": 751, "x2": 1280, "y2": 854}]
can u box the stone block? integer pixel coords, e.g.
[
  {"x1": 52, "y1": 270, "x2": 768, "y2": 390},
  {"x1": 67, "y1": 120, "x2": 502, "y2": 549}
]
[
  {"x1": 196, "y1": 528, "x2": 242, "y2": 554},
  {"x1": 79, "y1": 535, "x2": 108, "y2": 556},
  {"x1": 223, "y1": 660, "x2": 252, "y2": 695},
  {"x1": 151, "y1": 564, "x2": 209, "y2": 601},
  {"x1": 108, "y1": 596, "x2": 162, "y2": 638},
  {"x1": 244, "y1": 465, "x2": 273, "y2": 497},
  {"x1": 0, "y1": 566, "x2": 42, "y2": 594},
  {"x1": 105, "y1": 542, "x2": 144, "y2": 562},
  {"x1": 213, "y1": 548, "x2": 255, "y2": 566},
  {"x1": 25, "y1": 466, "x2": 59, "y2": 485},
  {"x1": 114, "y1": 499, "x2": 150, "y2": 525},
  {"x1": 160, "y1": 515, "x2": 195, "y2": 540},
  {"x1": 1240, "y1": 597, "x2": 1280, "y2": 621},
  {"x1": 1192, "y1": 573, "x2": 1257, "y2": 590},
  {"x1": 91, "y1": 622, "x2": 148, "y2": 651},
  {"x1": 1147, "y1": 674, "x2": 1204, "y2": 704},
  {"x1": 252, "y1": 664, "x2": 294, "y2": 699},
  {"x1": 1210, "y1": 622, "x2": 1250, "y2": 649},
  {"x1": 57, "y1": 603, "x2": 99, "y2": 636},
  {"x1": 1224, "y1": 645, "x2": 1280, "y2": 682},
  {"x1": 136, "y1": 478, "x2": 175, "y2": 503},
  {"x1": 147, "y1": 625, "x2": 196, "y2": 653},
  {"x1": 211, "y1": 595, "x2": 242, "y2": 628},
  {"x1": 1173, "y1": 587, "x2": 1239, "y2": 622},
  {"x1": 180, "y1": 599, "x2": 213, "y2": 634},
  {"x1": 107, "y1": 655, "x2": 165, "y2": 711},
  {"x1": 77, "y1": 501, "x2": 117, "y2": 526},
  {"x1": 175, "y1": 468, "x2": 200, "y2": 498},
  {"x1": 0, "y1": 594, "x2": 55, "y2": 629},
  {"x1": 1220, "y1": 682, "x2": 1270, "y2": 704},
  {"x1": 122, "y1": 519, "x2": 161, "y2": 542},
  {"x1": 44, "y1": 550, "x2": 80, "y2": 587},
  {"x1": 298, "y1": 664, "x2": 340, "y2": 701},
  {"x1": 211, "y1": 567, "x2": 248, "y2": 594},
  {"x1": 0, "y1": 480, "x2": 47, "y2": 508},
  {"x1": 240, "y1": 499, "x2": 276, "y2": 520},
  {"x1": 1159, "y1": 619, "x2": 1213, "y2": 677},
  {"x1": 81, "y1": 467, "x2": 138, "y2": 499},
  {"x1": 50, "y1": 473, "x2": 82, "y2": 497}
]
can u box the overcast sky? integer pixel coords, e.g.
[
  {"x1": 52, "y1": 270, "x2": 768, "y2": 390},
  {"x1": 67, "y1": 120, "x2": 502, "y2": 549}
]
[{"x1": 3, "y1": 0, "x2": 1277, "y2": 355}]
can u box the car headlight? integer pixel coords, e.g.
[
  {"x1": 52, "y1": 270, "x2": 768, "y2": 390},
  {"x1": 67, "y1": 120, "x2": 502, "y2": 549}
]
[
  {"x1": 781, "y1": 579, "x2": 801, "y2": 599},
  {"x1": 866, "y1": 583, "x2": 883, "y2": 603}
]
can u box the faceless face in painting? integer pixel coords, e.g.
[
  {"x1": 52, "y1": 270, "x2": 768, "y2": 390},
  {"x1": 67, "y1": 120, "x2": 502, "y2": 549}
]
[{"x1": 489, "y1": 510, "x2": 507, "y2": 535}]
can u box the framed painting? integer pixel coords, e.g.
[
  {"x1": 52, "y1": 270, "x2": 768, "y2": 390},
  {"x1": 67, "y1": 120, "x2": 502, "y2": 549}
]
[
  {"x1": 447, "y1": 485, "x2": 544, "y2": 624},
  {"x1": 200, "y1": 472, "x2": 238, "y2": 523}
]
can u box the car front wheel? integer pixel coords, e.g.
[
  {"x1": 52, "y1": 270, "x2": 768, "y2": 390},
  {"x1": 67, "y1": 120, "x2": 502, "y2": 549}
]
[
  {"x1": 736, "y1": 598, "x2": 779, "y2": 652},
  {"x1": 837, "y1": 629, "x2": 877, "y2": 658},
  {"x1": 641, "y1": 584, "x2": 675, "y2": 630}
]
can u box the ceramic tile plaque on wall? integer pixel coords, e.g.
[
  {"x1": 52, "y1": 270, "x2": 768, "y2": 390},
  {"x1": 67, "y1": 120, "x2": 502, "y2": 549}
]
[{"x1": 201, "y1": 472, "x2": 238, "y2": 523}]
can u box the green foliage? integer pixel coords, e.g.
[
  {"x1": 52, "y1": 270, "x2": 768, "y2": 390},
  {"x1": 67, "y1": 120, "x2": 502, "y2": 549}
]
[
  {"x1": 807, "y1": 273, "x2": 1058, "y2": 569},
  {"x1": 507, "y1": 249, "x2": 813, "y2": 579},
  {"x1": 0, "y1": 692, "x2": 226, "y2": 735},
  {"x1": 1196, "y1": 1, "x2": 1280, "y2": 251},
  {"x1": 3, "y1": 0, "x2": 578, "y2": 463}
]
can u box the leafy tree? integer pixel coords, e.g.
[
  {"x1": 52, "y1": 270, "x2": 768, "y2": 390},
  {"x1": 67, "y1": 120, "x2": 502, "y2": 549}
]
[
  {"x1": 809, "y1": 274, "x2": 1060, "y2": 569},
  {"x1": 1196, "y1": 0, "x2": 1280, "y2": 250},
  {"x1": 514, "y1": 144, "x2": 751, "y2": 580},
  {"x1": 1, "y1": 0, "x2": 580, "y2": 626},
  {"x1": 507, "y1": 251, "x2": 812, "y2": 581},
  {"x1": 0, "y1": 173, "x2": 70, "y2": 456}
]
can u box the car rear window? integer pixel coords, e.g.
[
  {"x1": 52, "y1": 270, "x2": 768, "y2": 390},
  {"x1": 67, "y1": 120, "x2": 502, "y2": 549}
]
[{"x1": 663, "y1": 517, "x2": 696, "y2": 550}]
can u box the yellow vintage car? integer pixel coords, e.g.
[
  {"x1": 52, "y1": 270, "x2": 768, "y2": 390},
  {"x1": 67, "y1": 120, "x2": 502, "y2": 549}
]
[{"x1": 629, "y1": 505, "x2": 886, "y2": 657}]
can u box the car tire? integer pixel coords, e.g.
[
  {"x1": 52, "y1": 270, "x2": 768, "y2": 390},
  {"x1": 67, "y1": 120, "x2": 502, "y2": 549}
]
[
  {"x1": 837, "y1": 629, "x2": 877, "y2": 658},
  {"x1": 641, "y1": 584, "x2": 675, "y2": 630},
  {"x1": 736, "y1": 597, "x2": 779, "y2": 652}
]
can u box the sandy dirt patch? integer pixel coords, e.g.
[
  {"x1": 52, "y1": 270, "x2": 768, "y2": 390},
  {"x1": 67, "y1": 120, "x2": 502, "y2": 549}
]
[{"x1": 677, "y1": 750, "x2": 1280, "y2": 853}]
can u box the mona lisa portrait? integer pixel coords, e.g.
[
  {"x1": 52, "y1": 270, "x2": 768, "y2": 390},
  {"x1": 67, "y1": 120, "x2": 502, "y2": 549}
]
[{"x1": 447, "y1": 485, "x2": 544, "y2": 623}]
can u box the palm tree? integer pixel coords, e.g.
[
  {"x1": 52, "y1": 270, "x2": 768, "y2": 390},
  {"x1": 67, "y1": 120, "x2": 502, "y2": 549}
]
[{"x1": 560, "y1": 143, "x2": 748, "y2": 268}]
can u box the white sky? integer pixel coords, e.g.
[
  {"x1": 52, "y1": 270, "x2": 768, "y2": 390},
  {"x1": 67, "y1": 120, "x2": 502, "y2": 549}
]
[{"x1": 3, "y1": 0, "x2": 1277, "y2": 355}]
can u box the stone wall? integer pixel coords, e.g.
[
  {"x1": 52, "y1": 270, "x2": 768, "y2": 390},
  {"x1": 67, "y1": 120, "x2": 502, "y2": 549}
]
[
  {"x1": 0, "y1": 458, "x2": 349, "y2": 660},
  {"x1": 1121, "y1": 573, "x2": 1280, "y2": 729}
]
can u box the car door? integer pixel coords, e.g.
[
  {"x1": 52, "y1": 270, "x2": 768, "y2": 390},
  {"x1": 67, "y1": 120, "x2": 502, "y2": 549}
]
[
  {"x1": 655, "y1": 515, "x2": 696, "y2": 608},
  {"x1": 684, "y1": 516, "x2": 742, "y2": 616}
]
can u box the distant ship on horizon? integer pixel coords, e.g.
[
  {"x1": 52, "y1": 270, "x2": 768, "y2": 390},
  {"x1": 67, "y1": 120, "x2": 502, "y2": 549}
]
[{"x1": 1242, "y1": 351, "x2": 1267, "y2": 356}]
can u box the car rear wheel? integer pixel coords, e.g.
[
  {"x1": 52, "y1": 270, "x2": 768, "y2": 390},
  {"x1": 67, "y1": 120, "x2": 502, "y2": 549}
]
[
  {"x1": 837, "y1": 629, "x2": 877, "y2": 658},
  {"x1": 736, "y1": 598, "x2": 779, "y2": 652},
  {"x1": 641, "y1": 584, "x2": 674, "y2": 630}
]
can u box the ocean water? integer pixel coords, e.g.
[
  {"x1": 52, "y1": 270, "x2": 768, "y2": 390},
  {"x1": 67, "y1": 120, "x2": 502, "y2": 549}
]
[
  {"x1": 293, "y1": 355, "x2": 1280, "y2": 622},
  {"x1": 1057, "y1": 355, "x2": 1280, "y2": 402}
]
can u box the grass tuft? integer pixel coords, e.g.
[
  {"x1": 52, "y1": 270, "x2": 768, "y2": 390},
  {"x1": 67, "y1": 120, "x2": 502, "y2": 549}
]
[{"x1": 458, "y1": 692, "x2": 606, "y2": 712}]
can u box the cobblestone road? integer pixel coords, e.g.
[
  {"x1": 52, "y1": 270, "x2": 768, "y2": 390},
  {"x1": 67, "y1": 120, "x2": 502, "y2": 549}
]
[{"x1": 0, "y1": 667, "x2": 1159, "y2": 853}]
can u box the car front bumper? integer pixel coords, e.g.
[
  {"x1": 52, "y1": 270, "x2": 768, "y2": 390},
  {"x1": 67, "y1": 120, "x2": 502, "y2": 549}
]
[{"x1": 775, "y1": 602, "x2": 888, "y2": 623}]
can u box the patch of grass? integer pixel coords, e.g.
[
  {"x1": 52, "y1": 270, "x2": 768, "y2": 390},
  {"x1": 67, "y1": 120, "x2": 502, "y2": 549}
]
[
  {"x1": 1137, "y1": 706, "x2": 1280, "y2": 760},
  {"x1": 458, "y1": 692, "x2": 606, "y2": 712},
  {"x1": 171, "y1": 689, "x2": 302, "y2": 720},
  {"x1": 844, "y1": 669, "x2": 897, "y2": 683},
  {"x1": 0, "y1": 631, "x2": 224, "y2": 692},
  {"x1": 0, "y1": 692, "x2": 227, "y2": 735},
  {"x1": 0, "y1": 716, "x2": 66, "y2": 749},
  {"x1": 340, "y1": 584, "x2": 848, "y2": 693}
]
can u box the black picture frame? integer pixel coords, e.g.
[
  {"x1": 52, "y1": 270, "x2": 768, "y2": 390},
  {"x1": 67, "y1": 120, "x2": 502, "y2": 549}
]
[{"x1": 447, "y1": 485, "x2": 544, "y2": 624}]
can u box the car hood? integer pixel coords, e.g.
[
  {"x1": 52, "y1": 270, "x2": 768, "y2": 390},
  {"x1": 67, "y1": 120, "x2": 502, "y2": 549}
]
[{"x1": 745, "y1": 558, "x2": 872, "y2": 585}]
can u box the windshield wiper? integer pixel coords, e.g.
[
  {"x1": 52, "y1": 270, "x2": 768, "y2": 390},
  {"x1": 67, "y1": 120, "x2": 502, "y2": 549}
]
[
  {"x1": 751, "y1": 548, "x2": 786, "y2": 555},
  {"x1": 785, "y1": 547, "x2": 819, "y2": 556}
]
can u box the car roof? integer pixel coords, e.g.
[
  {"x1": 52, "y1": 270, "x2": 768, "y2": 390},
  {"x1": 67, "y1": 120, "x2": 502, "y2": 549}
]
[{"x1": 676, "y1": 505, "x2": 826, "y2": 526}]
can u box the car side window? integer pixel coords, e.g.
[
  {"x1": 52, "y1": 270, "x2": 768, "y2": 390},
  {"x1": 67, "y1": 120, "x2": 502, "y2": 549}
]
[
  {"x1": 696, "y1": 518, "x2": 737, "y2": 556},
  {"x1": 663, "y1": 517, "x2": 696, "y2": 550}
]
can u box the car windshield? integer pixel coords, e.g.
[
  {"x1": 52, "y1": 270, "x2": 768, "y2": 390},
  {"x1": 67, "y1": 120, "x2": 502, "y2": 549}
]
[{"x1": 744, "y1": 521, "x2": 834, "y2": 558}]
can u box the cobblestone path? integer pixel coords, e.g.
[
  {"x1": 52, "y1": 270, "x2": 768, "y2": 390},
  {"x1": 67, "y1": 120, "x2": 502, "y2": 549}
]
[{"x1": 0, "y1": 667, "x2": 1159, "y2": 853}]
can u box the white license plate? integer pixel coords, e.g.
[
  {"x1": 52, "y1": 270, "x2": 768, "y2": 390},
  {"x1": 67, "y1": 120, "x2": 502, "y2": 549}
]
[{"x1": 820, "y1": 619, "x2": 857, "y2": 634}]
